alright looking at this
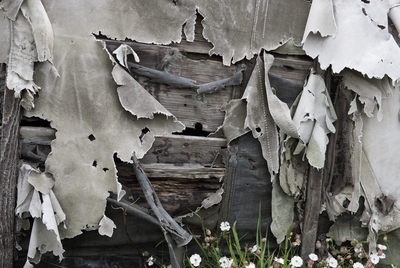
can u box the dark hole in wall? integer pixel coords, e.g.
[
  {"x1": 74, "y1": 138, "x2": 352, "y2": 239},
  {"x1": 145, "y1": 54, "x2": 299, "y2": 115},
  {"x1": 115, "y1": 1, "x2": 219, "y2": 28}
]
[
  {"x1": 174, "y1": 122, "x2": 210, "y2": 137},
  {"x1": 92, "y1": 160, "x2": 97, "y2": 167},
  {"x1": 88, "y1": 134, "x2": 96, "y2": 141},
  {"x1": 21, "y1": 116, "x2": 52, "y2": 127}
]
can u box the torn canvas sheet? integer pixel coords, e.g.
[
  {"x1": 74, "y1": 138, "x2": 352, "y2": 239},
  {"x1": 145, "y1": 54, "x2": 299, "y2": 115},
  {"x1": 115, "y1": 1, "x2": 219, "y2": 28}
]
[
  {"x1": 15, "y1": 164, "x2": 66, "y2": 266},
  {"x1": 242, "y1": 53, "x2": 280, "y2": 176},
  {"x1": 112, "y1": 44, "x2": 140, "y2": 68},
  {"x1": 0, "y1": 0, "x2": 24, "y2": 20},
  {"x1": 4, "y1": 0, "x2": 54, "y2": 110},
  {"x1": 293, "y1": 72, "x2": 337, "y2": 169},
  {"x1": 360, "y1": 86, "x2": 400, "y2": 249},
  {"x1": 342, "y1": 70, "x2": 392, "y2": 121},
  {"x1": 24, "y1": 0, "x2": 190, "y2": 248},
  {"x1": 271, "y1": 179, "x2": 295, "y2": 244},
  {"x1": 199, "y1": 0, "x2": 310, "y2": 65},
  {"x1": 303, "y1": 0, "x2": 400, "y2": 81},
  {"x1": 20, "y1": 0, "x2": 53, "y2": 62},
  {"x1": 211, "y1": 99, "x2": 250, "y2": 144},
  {"x1": 0, "y1": 13, "x2": 10, "y2": 63}
]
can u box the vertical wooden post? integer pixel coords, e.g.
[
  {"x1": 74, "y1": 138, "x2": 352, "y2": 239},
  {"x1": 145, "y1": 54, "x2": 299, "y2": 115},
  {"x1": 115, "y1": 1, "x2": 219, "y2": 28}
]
[
  {"x1": 301, "y1": 167, "x2": 324, "y2": 257},
  {"x1": 0, "y1": 86, "x2": 21, "y2": 268}
]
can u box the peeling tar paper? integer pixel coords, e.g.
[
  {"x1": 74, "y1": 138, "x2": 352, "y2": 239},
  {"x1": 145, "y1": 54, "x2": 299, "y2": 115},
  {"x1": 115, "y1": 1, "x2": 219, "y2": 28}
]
[
  {"x1": 25, "y1": 0, "x2": 187, "y2": 242},
  {"x1": 303, "y1": 0, "x2": 400, "y2": 80}
]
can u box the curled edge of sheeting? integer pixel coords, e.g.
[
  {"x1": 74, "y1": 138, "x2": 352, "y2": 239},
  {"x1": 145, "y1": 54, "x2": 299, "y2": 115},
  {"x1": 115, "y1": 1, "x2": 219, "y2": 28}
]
[
  {"x1": 4, "y1": 0, "x2": 55, "y2": 110},
  {"x1": 106, "y1": 43, "x2": 186, "y2": 125},
  {"x1": 16, "y1": 163, "x2": 66, "y2": 267},
  {"x1": 302, "y1": 0, "x2": 400, "y2": 81},
  {"x1": 301, "y1": 0, "x2": 337, "y2": 43}
]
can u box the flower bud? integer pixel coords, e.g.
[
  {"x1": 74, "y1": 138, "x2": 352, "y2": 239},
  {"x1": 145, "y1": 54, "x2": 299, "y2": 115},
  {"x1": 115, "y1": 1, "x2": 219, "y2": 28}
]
[
  {"x1": 262, "y1": 237, "x2": 267, "y2": 243},
  {"x1": 206, "y1": 229, "x2": 211, "y2": 236},
  {"x1": 383, "y1": 235, "x2": 388, "y2": 241},
  {"x1": 256, "y1": 249, "x2": 261, "y2": 255},
  {"x1": 316, "y1": 241, "x2": 322, "y2": 249},
  {"x1": 205, "y1": 237, "x2": 210, "y2": 243}
]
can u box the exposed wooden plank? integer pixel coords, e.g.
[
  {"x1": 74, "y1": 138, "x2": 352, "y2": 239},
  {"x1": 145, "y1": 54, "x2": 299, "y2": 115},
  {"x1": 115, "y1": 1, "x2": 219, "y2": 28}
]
[
  {"x1": 0, "y1": 87, "x2": 21, "y2": 268},
  {"x1": 301, "y1": 167, "x2": 323, "y2": 258},
  {"x1": 269, "y1": 54, "x2": 313, "y2": 84},
  {"x1": 104, "y1": 34, "x2": 312, "y2": 133},
  {"x1": 142, "y1": 163, "x2": 225, "y2": 179},
  {"x1": 301, "y1": 68, "x2": 331, "y2": 258},
  {"x1": 142, "y1": 134, "x2": 226, "y2": 167},
  {"x1": 20, "y1": 127, "x2": 227, "y2": 167}
]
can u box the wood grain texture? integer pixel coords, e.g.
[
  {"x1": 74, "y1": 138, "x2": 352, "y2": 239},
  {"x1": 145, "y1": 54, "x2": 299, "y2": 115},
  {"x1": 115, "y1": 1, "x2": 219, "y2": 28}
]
[
  {"x1": 0, "y1": 87, "x2": 21, "y2": 268},
  {"x1": 141, "y1": 134, "x2": 226, "y2": 167},
  {"x1": 102, "y1": 21, "x2": 312, "y2": 132},
  {"x1": 301, "y1": 167, "x2": 323, "y2": 258}
]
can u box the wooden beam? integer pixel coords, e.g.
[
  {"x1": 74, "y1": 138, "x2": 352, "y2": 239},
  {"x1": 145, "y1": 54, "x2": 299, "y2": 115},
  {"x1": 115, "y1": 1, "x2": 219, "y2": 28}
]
[
  {"x1": 0, "y1": 87, "x2": 21, "y2": 268},
  {"x1": 301, "y1": 167, "x2": 323, "y2": 258}
]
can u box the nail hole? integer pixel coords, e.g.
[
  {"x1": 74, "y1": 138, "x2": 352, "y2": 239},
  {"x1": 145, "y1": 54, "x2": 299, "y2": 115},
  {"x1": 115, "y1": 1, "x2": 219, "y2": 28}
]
[
  {"x1": 255, "y1": 127, "x2": 261, "y2": 132},
  {"x1": 139, "y1": 127, "x2": 150, "y2": 143},
  {"x1": 92, "y1": 160, "x2": 97, "y2": 167},
  {"x1": 103, "y1": 168, "x2": 109, "y2": 172},
  {"x1": 88, "y1": 134, "x2": 95, "y2": 141}
]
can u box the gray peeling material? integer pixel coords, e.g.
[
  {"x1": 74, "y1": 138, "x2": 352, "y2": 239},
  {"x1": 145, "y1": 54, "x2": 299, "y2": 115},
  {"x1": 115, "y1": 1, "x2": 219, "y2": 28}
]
[
  {"x1": 21, "y1": 0, "x2": 54, "y2": 62},
  {"x1": 361, "y1": 86, "x2": 400, "y2": 249},
  {"x1": 112, "y1": 63, "x2": 184, "y2": 122},
  {"x1": 0, "y1": 13, "x2": 11, "y2": 64},
  {"x1": 242, "y1": 53, "x2": 280, "y2": 176},
  {"x1": 301, "y1": 0, "x2": 336, "y2": 42},
  {"x1": 303, "y1": 0, "x2": 400, "y2": 80},
  {"x1": 342, "y1": 70, "x2": 392, "y2": 121},
  {"x1": 291, "y1": 71, "x2": 337, "y2": 169},
  {"x1": 199, "y1": 0, "x2": 310, "y2": 65},
  {"x1": 26, "y1": 0, "x2": 186, "y2": 243},
  {"x1": 15, "y1": 164, "x2": 66, "y2": 267},
  {"x1": 112, "y1": 44, "x2": 140, "y2": 68},
  {"x1": 211, "y1": 99, "x2": 250, "y2": 144},
  {"x1": 6, "y1": 11, "x2": 38, "y2": 99},
  {"x1": 0, "y1": 0, "x2": 24, "y2": 20},
  {"x1": 271, "y1": 179, "x2": 294, "y2": 244},
  {"x1": 5, "y1": 0, "x2": 55, "y2": 110}
]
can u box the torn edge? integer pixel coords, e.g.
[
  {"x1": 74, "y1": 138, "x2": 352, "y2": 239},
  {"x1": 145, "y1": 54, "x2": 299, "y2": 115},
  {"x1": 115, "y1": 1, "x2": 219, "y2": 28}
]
[
  {"x1": 16, "y1": 163, "x2": 66, "y2": 267},
  {"x1": 4, "y1": 0, "x2": 56, "y2": 110}
]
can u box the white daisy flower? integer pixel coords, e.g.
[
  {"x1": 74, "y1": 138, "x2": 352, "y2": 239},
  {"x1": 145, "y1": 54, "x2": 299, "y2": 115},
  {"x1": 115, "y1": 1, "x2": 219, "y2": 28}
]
[
  {"x1": 274, "y1": 257, "x2": 284, "y2": 264},
  {"x1": 190, "y1": 254, "x2": 202, "y2": 267},
  {"x1": 290, "y1": 256, "x2": 303, "y2": 267},
  {"x1": 377, "y1": 244, "x2": 387, "y2": 250},
  {"x1": 245, "y1": 262, "x2": 256, "y2": 268},
  {"x1": 309, "y1": 253, "x2": 318, "y2": 261},
  {"x1": 220, "y1": 221, "x2": 231, "y2": 232},
  {"x1": 219, "y1": 256, "x2": 233, "y2": 268},
  {"x1": 147, "y1": 256, "x2": 154, "y2": 266},
  {"x1": 353, "y1": 262, "x2": 363, "y2": 268},
  {"x1": 354, "y1": 247, "x2": 362, "y2": 254},
  {"x1": 327, "y1": 257, "x2": 338, "y2": 268},
  {"x1": 370, "y1": 254, "x2": 380, "y2": 265},
  {"x1": 251, "y1": 244, "x2": 258, "y2": 253}
]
